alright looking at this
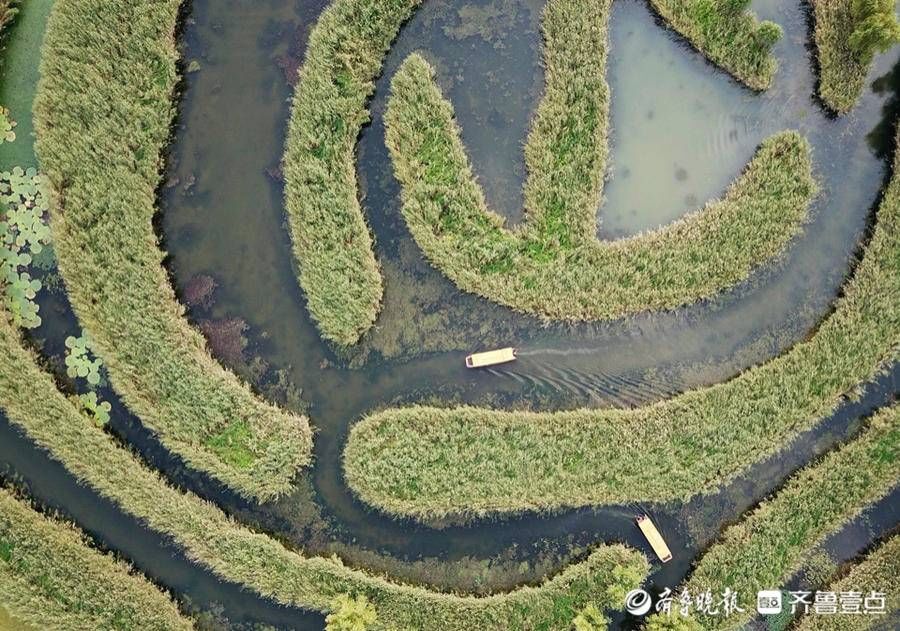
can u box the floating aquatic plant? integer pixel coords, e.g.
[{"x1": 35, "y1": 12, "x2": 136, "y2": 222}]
[
  {"x1": 0, "y1": 167, "x2": 52, "y2": 328},
  {"x1": 75, "y1": 391, "x2": 112, "y2": 427},
  {"x1": 64, "y1": 333, "x2": 104, "y2": 386},
  {"x1": 0, "y1": 107, "x2": 15, "y2": 143}
]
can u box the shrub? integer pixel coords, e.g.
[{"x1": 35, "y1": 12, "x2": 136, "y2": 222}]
[{"x1": 326, "y1": 594, "x2": 378, "y2": 631}]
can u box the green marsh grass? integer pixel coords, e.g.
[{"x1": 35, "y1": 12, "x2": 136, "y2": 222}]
[
  {"x1": 283, "y1": 0, "x2": 788, "y2": 344},
  {"x1": 343, "y1": 130, "x2": 900, "y2": 523},
  {"x1": 282, "y1": 0, "x2": 423, "y2": 346},
  {"x1": 648, "y1": 0, "x2": 782, "y2": 90},
  {"x1": 386, "y1": 46, "x2": 815, "y2": 321},
  {"x1": 0, "y1": 487, "x2": 193, "y2": 630},
  {"x1": 658, "y1": 404, "x2": 900, "y2": 630},
  {"x1": 32, "y1": 0, "x2": 312, "y2": 502},
  {"x1": 0, "y1": 310, "x2": 648, "y2": 631},
  {"x1": 795, "y1": 535, "x2": 900, "y2": 630},
  {"x1": 810, "y1": 0, "x2": 894, "y2": 113}
]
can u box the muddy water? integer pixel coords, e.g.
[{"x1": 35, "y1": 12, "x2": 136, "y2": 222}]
[{"x1": 0, "y1": 0, "x2": 898, "y2": 628}]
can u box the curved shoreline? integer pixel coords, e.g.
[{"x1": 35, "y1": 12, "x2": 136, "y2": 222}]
[
  {"x1": 386, "y1": 47, "x2": 815, "y2": 320},
  {"x1": 343, "y1": 130, "x2": 900, "y2": 522},
  {"x1": 283, "y1": 0, "x2": 785, "y2": 345},
  {"x1": 32, "y1": 0, "x2": 312, "y2": 502}
]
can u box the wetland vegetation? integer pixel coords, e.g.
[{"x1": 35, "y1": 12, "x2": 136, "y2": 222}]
[
  {"x1": 0, "y1": 0, "x2": 897, "y2": 629},
  {"x1": 32, "y1": 0, "x2": 313, "y2": 502},
  {"x1": 344, "y1": 129, "x2": 900, "y2": 522},
  {"x1": 654, "y1": 404, "x2": 899, "y2": 630},
  {"x1": 386, "y1": 50, "x2": 815, "y2": 321},
  {"x1": 812, "y1": 0, "x2": 900, "y2": 112},
  {"x1": 0, "y1": 486, "x2": 192, "y2": 630},
  {"x1": 795, "y1": 535, "x2": 900, "y2": 630},
  {"x1": 0, "y1": 303, "x2": 648, "y2": 630}
]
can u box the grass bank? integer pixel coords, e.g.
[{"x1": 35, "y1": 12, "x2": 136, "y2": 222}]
[
  {"x1": 648, "y1": 0, "x2": 782, "y2": 90},
  {"x1": 386, "y1": 44, "x2": 814, "y2": 321},
  {"x1": 282, "y1": 0, "x2": 424, "y2": 346},
  {"x1": 32, "y1": 0, "x2": 312, "y2": 501},
  {"x1": 284, "y1": 0, "x2": 788, "y2": 345},
  {"x1": 342, "y1": 130, "x2": 900, "y2": 523},
  {"x1": 810, "y1": 0, "x2": 873, "y2": 113},
  {"x1": 655, "y1": 404, "x2": 899, "y2": 630},
  {"x1": 0, "y1": 314, "x2": 648, "y2": 631},
  {"x1": 0, "y1": 487, "x2": 193, "y2": 630},
  {"x1": 795, "y1": 535, "x2": 900, "y2": 630}
]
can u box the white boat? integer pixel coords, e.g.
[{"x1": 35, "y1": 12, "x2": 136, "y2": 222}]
[{"x1": 465, "y1": 347, "x2": 517, "y2": 368}]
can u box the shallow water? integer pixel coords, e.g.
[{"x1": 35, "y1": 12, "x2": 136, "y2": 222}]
[{"x1": 0, "y1": 0, "x2": 898, "y2": 628}]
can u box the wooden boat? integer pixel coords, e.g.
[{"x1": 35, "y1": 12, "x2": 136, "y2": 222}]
[
  {"x1": 636, "y1": 514, "x2": 672, "y2": 563},
  {"x1": 465, "y1": 347, "x2": 517, "y2": 368}
]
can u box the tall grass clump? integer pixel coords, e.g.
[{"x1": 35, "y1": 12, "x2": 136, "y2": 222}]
[
  {"x1": 648, "y1": 0, "x2": 783, "y2": 90},
  {"x1": 343, "y1": 131, "x2": 900, "y2": 523},
  {"x1": 282, "y1": 0, "x2": 424, "y2": 346},
  {"x1": 811, "y1": 0, "x2": 900, "y2": 113},
  {"x1": 795, "y1": 535, "x2": 900, "y2": 630},
  {"x1": 652, "y1": 404, "x2": 900, "y2": 630},
  {"x1": 0, "y1": 487, "x2": 193, "y2": 630},
  {"x1": 0, "y1": 313, "x2": 648, "y2": 630},
  {"x1": 387, "y1": 42, "x2": 814, "y2": 321},
  {"x1": 32, "y1": 0, "x2": 312, "y2": 502}
]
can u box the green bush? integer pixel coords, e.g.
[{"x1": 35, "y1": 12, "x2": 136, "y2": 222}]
[
  {"x1": 326, "y1": 594, "x2": 378, "y2": 631},
  {"x1": 32, "y1": 0, "x2": 312, "y2": 502}
]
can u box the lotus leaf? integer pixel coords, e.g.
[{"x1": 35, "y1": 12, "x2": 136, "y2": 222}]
[
  {"x1": 76, "y1": 391, "x2": 112, "y2": 426},
  {"x1": 0, "y1": 107, "x2": 15, "y2": 144},
  {"x1": 65, "y1": 333, "x2": 104, "y2": 386},
  {"x1": 0, "y1": 168, "x2": 53, "y2": 329}
]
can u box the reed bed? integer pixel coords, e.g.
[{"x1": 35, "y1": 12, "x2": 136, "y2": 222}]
[
  {"x1": 0, "y1": 487, "x2": 193, "y2": 630},
  {"x1": 32, "y1": 0, "x2": 312, "y2": 502},
  {"x1": 795, "y1": 535, "x2": 900, "y2": 630},
  {"x1": 665, "y1": 404, "x2": 900, "y2": 630},
  {"x1": 282, "y1": 0, "x2": 423, "y2": 346},
  {"x1": 810, "y1": 0, "x2": 875, "y2": 113},
  {"x1": 343, "y1": 130, "x2": 900, "y2": 523},
  {"x1": 284, "y1": 0, "x2": 789, "y2": 344},
  {"x1": 386, "y1": 46, "x2": 815, "y2": 321},
  {"x1": 648, "y1": 0, "x2": 782, "y2": 90},
  {"x1": 0, "y1": 315, "x2": 648, "y2": 630}
]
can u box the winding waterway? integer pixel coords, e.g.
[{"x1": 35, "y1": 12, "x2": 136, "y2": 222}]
[{"x1": 0, "y1": 0, "x2": 898, "y2": 628}]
